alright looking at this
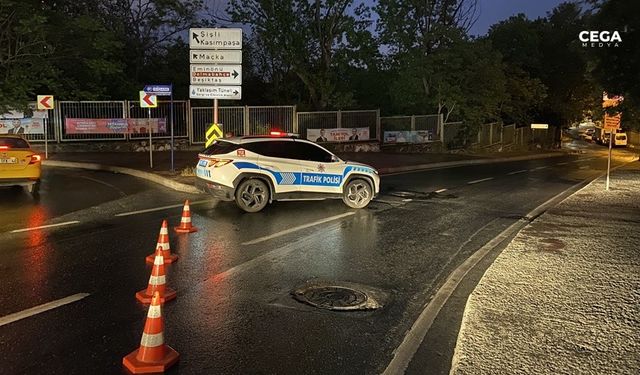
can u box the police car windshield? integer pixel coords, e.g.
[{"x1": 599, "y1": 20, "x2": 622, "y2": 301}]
[{"x1": 202, "y1": 140, "x2": 239, "y2": 155}]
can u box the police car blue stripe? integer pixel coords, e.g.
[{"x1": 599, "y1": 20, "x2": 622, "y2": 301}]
[{"x1": 232, "y1": 162, "x2": 373, "y2": 187}]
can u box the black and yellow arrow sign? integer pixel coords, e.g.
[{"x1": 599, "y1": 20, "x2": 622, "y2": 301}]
[{"x1": 205, "y1": 123, "x2": 223, "y2": 147}]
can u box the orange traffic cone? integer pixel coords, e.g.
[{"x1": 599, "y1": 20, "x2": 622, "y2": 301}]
[
  {"x1": 174, "y1": 200, "x2": 198, "y2": 233},
  {"x1": 145, "y1": 220, "x2": 178, "y2": 264},
  {"x1": 123, "y1": 292, "x2": 179, "y2": 374},
  {"x1": 136, "y1": 247, "x2": 177, "y2": 304}
]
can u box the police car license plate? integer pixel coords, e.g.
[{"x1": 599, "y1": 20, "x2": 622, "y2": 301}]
[{"x1": 0, "y1": 158, "x2": 17, "y2": 164}]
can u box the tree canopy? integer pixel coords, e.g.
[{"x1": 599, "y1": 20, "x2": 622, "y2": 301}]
[{"x1": 1, "y1": 0, "x2": 637, "y2": 130}]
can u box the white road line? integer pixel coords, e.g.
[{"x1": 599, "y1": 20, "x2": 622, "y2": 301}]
[
  {"x1": 0, "y1": 293, "x2": 90, "y2": 327},
  {"x1": 435, "y1": 188, "x2": 448, "y2": 193},
  {"x1": 402, "y1": 199, "x2": 413, "y2": 202},
  {"x1": 557, "y1": 162, "x2": 569, "y2": 165},
  {"x1": 507, "y1": 170, "x2": 527, "y2": 175},
  {"x1": 10, "y1": 221, "x2": 80, "y2": 233},
  {"x1": 241, "y1": 212, "x2": 355, "y2": 246},
  {"x1": 533, "y1": 166, "x2": 548, "y2": 170},
  {"x1": 115, "y1": 200, "x2": 210, "y2": 217},
  {"x1": 467, "y1": 177, "x2": 494, "y2": 185}
]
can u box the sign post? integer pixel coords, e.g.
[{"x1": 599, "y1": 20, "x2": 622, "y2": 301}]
[
  {"x1": 144, "y1": 84, "x2": 174, "y2": 171},
  {"x1": 603, "y1": 114, "x2": 621, "y2": 191},
  {"x1": 37, "y1": 95, "x2": 54, "y2": 159},
  {"x1": 189, "y1": 28, "x2": 243, "y2": 140},
  {"x1": 139, "y1": 91, "x2": 158, "y2": 168},
  {"x1": 602, "y1": 92, "x2": 623, "y2": 191}
]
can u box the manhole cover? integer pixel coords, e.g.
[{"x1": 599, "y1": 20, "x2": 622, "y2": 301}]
[{"x1": 292, "y1": 285, "x2": 381, "y2": 311}]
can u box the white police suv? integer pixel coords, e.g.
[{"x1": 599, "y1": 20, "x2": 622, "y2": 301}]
[{"x1": 195, "y1": 133, "x2": 380, "y2": 212}]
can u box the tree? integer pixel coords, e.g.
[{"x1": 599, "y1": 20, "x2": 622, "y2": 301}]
[
  {"x1": 99, "y1": 0, "x2": 205, "y2": 89},
  {"x1": 589, "y1": 0, "x2": 640, "y2": 130},
  {"x1": 0, "y1": 0, "x2": 53, "y2": 111},
  {"x1": 228, "y1": 0, "x2": 375, "y2": 110},
  {"x1": 488, "y1": 15, "x2": 547, "y2": 126}
]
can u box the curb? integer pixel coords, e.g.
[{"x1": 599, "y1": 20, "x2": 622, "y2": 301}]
[
  {"x1": 42, "y1": 160, "x2": 201, "y2": 194},
  {"x1": 43, "y1": 152, "x2": 566, "y2": 193},
  {"x1": 377, "y1": 152, "x2": 565, "y2": 174}
]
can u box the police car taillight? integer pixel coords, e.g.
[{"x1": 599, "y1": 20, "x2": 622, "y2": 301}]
[
  {"x1": 0, "y1": 146, "x2": 8, "y2": 150},
  {"x1": 270, "y1": 131, "x2": 284, "y2": 136}
]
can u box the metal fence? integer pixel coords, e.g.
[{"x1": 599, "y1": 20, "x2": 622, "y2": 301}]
[
  {"x1": 128, "y1": 100, "x2": 189, "y2": 140},
  {"x1": 502, "y1": 124, "x2": 515, "y2": 145},
  {"x1": 190, "y1": 105, "x2": 296, "y2": 144},
  {"x1": 297, "y1": 110, "x2": 379, "y2": 141},
  {"x1": 55, "y1": 101, "x2": 127, "y2": 142},
  {"x1": 191, "y1": 106, "x2": 245, "y2": 144},
  {"x1": 477, "y1": 122, "x2": 501, "y2": 146}
]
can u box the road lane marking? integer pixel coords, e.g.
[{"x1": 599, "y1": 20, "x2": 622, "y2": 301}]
[
  {"x1": 435, "y1": 188, "x2": 448, "y2": 193},
  {"x1": 0, "y1": 293, "x2": 90, "y2": 327},
  {"x1": 402, "y1": 198, "x2": 413, "y2": 202},
  {"x1": 241, "y1": 212, "x2": 355, "y2": 246},
  {"x1": 557, "y1": 162, "x2": 569, "y2": 165},
  {"x1": 115, "y1": 200, "x2": 210, "y2": 217},
  {"x1": 10, "y1": 221, "x2": 80, "y2": 233},
  {"x1": 533, "y1": 166, "x2": 548, "y2": 170},
  {"x1": 507, "y1": 170, "x2": 527, "y2": 175},
  {"x1": 467, "y1": 177, "x2": 494, "y2": 185}
]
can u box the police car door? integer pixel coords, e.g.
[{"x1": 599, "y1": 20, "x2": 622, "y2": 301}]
[
  {"x1": 292, "y1": 141, "x2": 344, "y2": 194},
  {"x1": 250, "y1": 140, "x2": 301, "y2": 194}
]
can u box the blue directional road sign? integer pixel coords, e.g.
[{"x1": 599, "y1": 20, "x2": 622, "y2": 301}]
[{"x1": 143, "y1": 84, "x2": 173, "y2": 96}]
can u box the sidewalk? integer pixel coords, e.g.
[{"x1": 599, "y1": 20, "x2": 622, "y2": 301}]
[{"x1": 451, "y1": 165, "x2": 640, "y2": 374}]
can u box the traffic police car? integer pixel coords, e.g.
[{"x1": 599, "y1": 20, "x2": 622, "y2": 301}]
[{"x1": 195, "y1": 132, "x2": 380, "y2": 212}]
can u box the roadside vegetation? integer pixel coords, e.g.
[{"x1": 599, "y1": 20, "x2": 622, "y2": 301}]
[{"x1": 1, "y1": 0, "x2": 637, "y2": 131}]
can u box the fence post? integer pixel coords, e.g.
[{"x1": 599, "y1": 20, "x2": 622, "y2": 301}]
[
  {"x1": 410, "y1": 115, "x2": 415, "y2": 131},
  {"x1": 293, "y1": 105, "x2": 298, "y2": 134},
  {"x1": 124, "y1": 100, "x2": 130, "y2": 141},
  {"x1": 489, "y1": 123, "x2": 493, "y2": 145},
  {"x1": 439, "y1": 113, "x2": 444, "y2": 143},
  {"x1": 243, "y1": 105, "x2": 250, "y2": 135},
  {"x1": 337, "y1": 110, "x2": 342, "y2": 129},
  {"x1": 376, "y1": 109, "x2": 381, "y2": 141},
  {"x1": 53, "y1": 104, "x2": 61, "y2": 143},
  {"x1": 187, "y1": 100, "x2": 193, "y2": 145}
]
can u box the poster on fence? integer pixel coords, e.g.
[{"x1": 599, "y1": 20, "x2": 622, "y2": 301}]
[
  {"x1": 0, "y1": 108, "x2": 47, "y2": 134},
  {"x1": 127, "y1": 118, "x2": 167, "y2": 134},
  {"x1": 64, "y1": 118, "x2": 167, "y2": 134},
  {"x1": 0, "y1": 118, "x2": 45, "y2": 134},
  {"x1": 383, "y1": 130, "x2": 434, "y2": 144},
  {"x1": 307, "y1": 127, "x2": 369, "y2": 142}
]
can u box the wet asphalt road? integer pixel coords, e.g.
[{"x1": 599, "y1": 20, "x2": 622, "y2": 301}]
[{"x1": 0, "y1": 143, "x2": 636, "y2": 374}]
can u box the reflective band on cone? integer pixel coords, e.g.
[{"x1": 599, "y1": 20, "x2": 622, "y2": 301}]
[
  {"x1": 146, "y1": 220, "x2": 178, "y2": 264},
  {"x1": 123, "y1": 292, "x2": 179, "y2": 374},
  {"x1": 174, "y1": 200, "x2": 198, "y2": 234},
  {"x1": 136, "y1": 247, "x2": 176, "y2": 305}
]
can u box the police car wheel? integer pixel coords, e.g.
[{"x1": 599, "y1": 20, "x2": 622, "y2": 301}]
[
  {"x1": 342, "y1": 179, "x2": 372, "y2": 209},
  {"x1": 235, "y1": 179, "x2": 269, "y2": 213}
]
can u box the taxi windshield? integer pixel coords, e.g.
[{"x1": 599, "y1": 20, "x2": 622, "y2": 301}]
[{"x1": 0, "y1": 137, "x2": 29, "y2": 148}]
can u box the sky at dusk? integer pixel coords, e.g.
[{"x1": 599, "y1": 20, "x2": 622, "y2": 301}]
[{"x1": 470, "y1": 0, "x2": 572, "y2": 36}]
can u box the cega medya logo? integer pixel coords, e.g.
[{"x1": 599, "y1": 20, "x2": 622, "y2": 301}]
[{"x1": 579, "y1": 30, "x2": 622, "y2": 47}]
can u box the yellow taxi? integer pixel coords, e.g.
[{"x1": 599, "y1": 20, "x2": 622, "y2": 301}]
[{"x1": 0, "y1": 135, "x2": 42, "y2": 195}]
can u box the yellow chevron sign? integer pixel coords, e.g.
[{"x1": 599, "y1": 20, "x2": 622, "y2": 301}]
[{"x1": 205, "y1": 123, "x2": 223, "y2": 147}]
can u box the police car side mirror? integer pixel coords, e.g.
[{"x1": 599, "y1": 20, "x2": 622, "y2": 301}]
[{"x1": 330, "y1": 155, "x2": 340, "y2": 163}]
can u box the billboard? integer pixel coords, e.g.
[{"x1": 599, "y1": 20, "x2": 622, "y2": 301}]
[
  {"x1": 307, "y1": 127, "x2": 369, "y2": 142},
  {"x1": 64, "y1": 118, "x2": 167, "y2": 134},
  {"x1": 0, "y1": 118, "x2": 45, "y2": 134},
  {"x1": 383, "y1": 130, "x2": 435, "y2": 144}
]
